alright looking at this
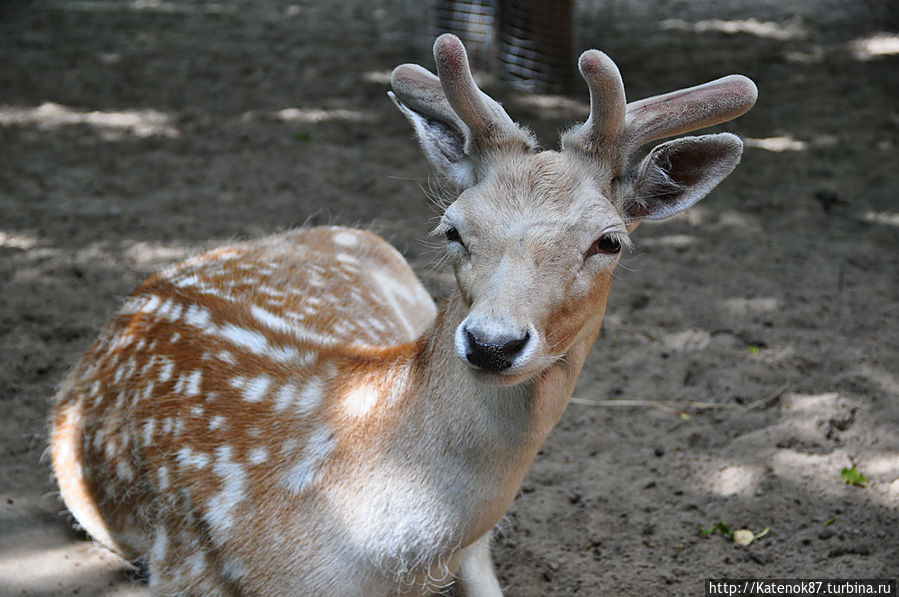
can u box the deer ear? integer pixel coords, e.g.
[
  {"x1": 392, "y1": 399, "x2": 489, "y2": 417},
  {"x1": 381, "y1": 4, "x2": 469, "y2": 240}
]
[
  {"x1": 389, "y1": 92, "x2": 475, "y2": 189},
  {"x1": 626, "y1": 133, "x2": 743, "y2": 221}
]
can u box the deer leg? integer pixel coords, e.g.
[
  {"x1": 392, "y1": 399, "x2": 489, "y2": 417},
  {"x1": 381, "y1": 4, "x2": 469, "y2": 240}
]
[{"x1": 455, "y1": 532, "x2": 503, "y2": 597}]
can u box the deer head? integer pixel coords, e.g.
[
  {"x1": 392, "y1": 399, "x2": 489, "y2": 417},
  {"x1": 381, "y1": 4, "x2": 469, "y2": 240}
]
[{"x1": 390, "y1": 34, "x2": 757, "y2": 386}]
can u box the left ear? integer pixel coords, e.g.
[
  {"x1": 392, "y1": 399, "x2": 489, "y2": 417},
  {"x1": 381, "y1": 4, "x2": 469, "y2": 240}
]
[{"x1": 625, "y1": 132, "x2": 744, "y2": 221}]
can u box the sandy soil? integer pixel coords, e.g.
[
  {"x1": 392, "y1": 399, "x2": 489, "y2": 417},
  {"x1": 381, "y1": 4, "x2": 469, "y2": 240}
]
[{"x1": 1, "y1": 0, "x2": 897, "y2": 595}]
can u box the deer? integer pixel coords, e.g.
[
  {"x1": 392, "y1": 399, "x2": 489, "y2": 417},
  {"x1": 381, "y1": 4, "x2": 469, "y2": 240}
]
[{"x1": 49, "y1": 34, "x2": 757, "y2": 596}]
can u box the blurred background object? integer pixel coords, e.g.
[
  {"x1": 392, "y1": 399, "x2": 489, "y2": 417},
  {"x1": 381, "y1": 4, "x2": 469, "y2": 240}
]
[{"x1": 434, "y1": 0, "x2": 575, "y2": 93}]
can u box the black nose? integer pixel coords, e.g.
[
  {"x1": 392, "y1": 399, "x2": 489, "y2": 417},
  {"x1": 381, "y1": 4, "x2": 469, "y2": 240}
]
[{"x1": 464, "y1": 328, "x2": 530, "y2": 372}]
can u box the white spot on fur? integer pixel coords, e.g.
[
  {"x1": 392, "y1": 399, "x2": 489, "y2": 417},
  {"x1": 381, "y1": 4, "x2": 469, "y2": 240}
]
[
  {"x1": 173, "y1": 373, "x2": 186, "y2": 394},
  {"x1": 296, "y1": 377, "x2": 325, "y2": 415},
  {"x1": 205, "y1": 446, "x2": 247, "y2": 536},
  {"x1": 155, "y1": 299, "x2": 180, "y2": 321},
  {"x1": 242, "y1": 375, "x2": 271, "y2": 403},
  {"x1": 158, "y1": 358, "x2": 174, "y2": 383},
  {"x1": 151, "y1": 526, "x2": 168, "y2": 562},
  {"x1": 251, "y1": 305, "x2": 338, "y2": 347},
  {"x1": 248, "y1": 447, "x2": 268, "y2": 465},
  {"x1": 219, "y1": 324, "x2": 268, "y2": 354},
  {"x1": 184, "y1": 304, "x2": 212, "y2": 329},
  {"x1": 174, "y1": 274, "x2": 200, "y2": 288},
  {"x1": 177, "y1": 446, "x2": 211, "y2": 469},
  {"x1": 280, "y1": 437, "x2": 299, "y2": 457},
  {"x1": 187, "y1": 552, "x2": 206, "y2": 577},
  {"x1": 216, "y1": 350, "x2": 236, "y2": 365},
  {"x1": 273, "y1": 382, "x2": 297, "y2": 412},
  {"x1": 336, "y1": 252, "x2": 360, "y2": 266},
  {"x1": 267, "y1": 344, "x2": 299, "y2": 362},
  {"x1": 139, "y1": 295, "x2": 162, "y2": 314},
  {"x1": 185, "y1": 370, "x2": 202, "y2": 396},
  {"x1": 283, "y1": 426, "x2": 335, "y2": 495},
  {"x1": 333, "y1": 231, "x2": 358, "y2": 247},
  {"x1": 344, "y1": 382, "x2": 380, "y2": 417},
  {"x1": 116, "y1": 460, "x2": 135, "y2": 482},
  {"x1": 208, "y1": 415, "x2": 226, "y2": 431},
  {"x1": 222, "y1": 557, "x2": 245, "y2": 581},
  {"x1": 142, "y1": 419, "x2": 156, "y2": 446}
]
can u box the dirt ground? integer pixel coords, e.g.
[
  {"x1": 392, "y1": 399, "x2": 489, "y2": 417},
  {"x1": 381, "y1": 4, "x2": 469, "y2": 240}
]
[{"x1": 1, "y1": 0, "x2": 897, "y2": 595}]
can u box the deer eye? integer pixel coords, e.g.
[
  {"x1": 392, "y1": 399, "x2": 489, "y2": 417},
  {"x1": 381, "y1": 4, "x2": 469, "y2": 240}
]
[
  {"x1": 444, "y1": 226, "x2": 464, "y2": 246},
  {"x1": 585, "y1": 234, "x2": 622, "y2": 259}
]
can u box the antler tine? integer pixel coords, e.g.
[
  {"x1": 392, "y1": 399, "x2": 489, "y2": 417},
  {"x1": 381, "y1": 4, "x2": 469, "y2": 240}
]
[
  {"x1": 432, "y1": 33, "x2": 519, "y2": 150},
  {"x1": 566, "y1": 49, "x2": 627, "y2": 156},
  {"x1": 623, "y1": 75, "x2": 758, "y2": 151}
]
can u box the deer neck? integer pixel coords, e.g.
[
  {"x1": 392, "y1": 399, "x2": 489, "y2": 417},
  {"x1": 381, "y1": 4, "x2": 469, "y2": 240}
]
[{"x1": 386, "y1": 288, "x2": 607, "y2": 546}]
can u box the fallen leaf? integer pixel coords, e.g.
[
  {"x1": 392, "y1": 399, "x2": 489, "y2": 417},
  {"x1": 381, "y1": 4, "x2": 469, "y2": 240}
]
[{"x1": 841, "y1": 466, "x2": 868, "y2": 487}]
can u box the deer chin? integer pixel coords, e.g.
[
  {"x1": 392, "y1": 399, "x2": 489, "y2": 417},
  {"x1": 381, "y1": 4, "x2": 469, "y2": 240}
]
[{"x1": 463, "y1": 359, "x2": 552, "y2": 388}]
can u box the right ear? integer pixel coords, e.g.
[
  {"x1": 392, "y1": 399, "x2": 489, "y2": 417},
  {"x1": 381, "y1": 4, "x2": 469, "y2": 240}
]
[{"x1": 388, "y1": 90, "x2": 475, "y2": 189}]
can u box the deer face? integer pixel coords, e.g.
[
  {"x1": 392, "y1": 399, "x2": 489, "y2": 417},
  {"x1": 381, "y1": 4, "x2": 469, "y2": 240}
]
[
  {"x1": 390, "y1": 34, "x2": 757, "y2": 385},
  {"x1": 437, "y1": 150, "x2": 626, "y2": 382}
]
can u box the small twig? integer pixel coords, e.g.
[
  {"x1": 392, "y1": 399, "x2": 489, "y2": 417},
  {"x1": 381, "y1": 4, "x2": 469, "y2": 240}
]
[
  {"x1": 570, "y1": 383, "x2": 791, "y2": 413},
  {"x1": 568, "y1": 397, "x2": 680, "y2": 411},
  {"x1": 743, "y1": 382, "x2": 791, "y2": 411}
]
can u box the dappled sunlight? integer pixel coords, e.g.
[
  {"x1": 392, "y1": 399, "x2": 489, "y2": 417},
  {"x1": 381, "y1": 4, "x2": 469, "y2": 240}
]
[
  {"x1": 688, "y1": 388, "x2": 899, "y2": 507},
  {"x1": 860, "y1": 210, "x2": 899, "y2": 228},
  {"x1": 639, "y1": 234, "x2": 695, "y2": 249},
  {"x1": 123, "y1": 241, "x2": 195, "y2": 268},
  {"x1": 722, "y1": 297, "x2": 781, "y2": 316},
  {"x1": 769, "y1": 448, "x2": 850, "y2": 495},
  {"x1": 4, "y1": 229, "x2": 199, "y2": 278},
  {"x1": 700, "y1": 462, "x2": 767, "y2": 497},
  {"x1": 272, "y1": 106, "x2": 373, "y2": 124},
  {"x1": 0, "y1": 542, "x2": 133, "y2": 596},
  {"x1": 855, "y1": 363, "x2": 899, "y2": 396},
  {"x1": 774, "y1": 392, "x2": 898, "y2": 505},
  {"x1": 716, "y1": 209, "x2": 762, "y2": 233},
  {"x1": 784, "y1": 45, "x2": 826, "y2": 64},
  {"x1": 47, "y1": 0, "x2": 229, "y2": 15},
  {"x1": 0, "y1": 102, "x2": 179, "y2": 139},
  {"x1": 863, "y1": 453, "x2": 899, "y2": 478},
  {"x1": 660, "y1": 18, "x2": 806, "y2": 40},
  {"x1": 511, "y1": 93, "x2": 589, "y2": 119},
  {"x1": 362, "y1": 70, "x2": 393, "y2": 85},
  {"x1": 771, "y1": 446, "x2": 899, "y2": 506},
  {"x1": 0, "y1": 230, "x2": 40, "y2": 250},
  {"x1": 744, "y1": 136, "x2": 808, "y2": 152},
  {"x1": 661, "y1": 328, "x2": 712, "y2": 351},
  {"x1": 850, "y1": 33, "x2": 899, "y2": 61}
]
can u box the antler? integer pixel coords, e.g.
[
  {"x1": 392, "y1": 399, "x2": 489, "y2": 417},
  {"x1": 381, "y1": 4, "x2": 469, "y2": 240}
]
[
  {"x1": 432, "y1": 34, "x2": 521, "y2": 149},
  {"x1": 390, "y1": 34, "x2": 533, "y2": 154},
  {"x1": 624, "y1": 74, "x2": 758, "y2": 150},
  {"x1": 564, "y1": 50, "x2": 758, "y2": 171},
  {"x1": 562, "y1": 50, "x2": 626, "y2": 161}
]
